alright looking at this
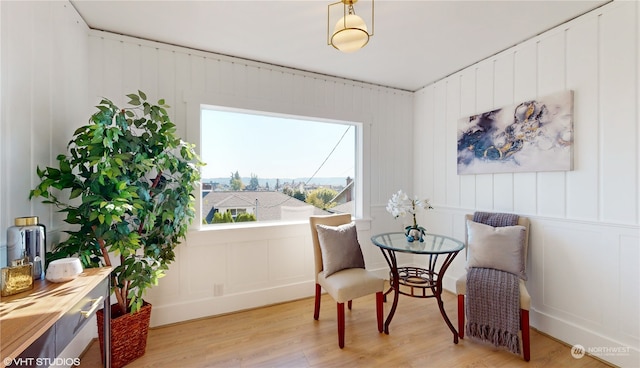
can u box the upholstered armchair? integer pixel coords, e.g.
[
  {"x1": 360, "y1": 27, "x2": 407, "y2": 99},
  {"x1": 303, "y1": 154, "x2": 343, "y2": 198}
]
[
  {"x1": 309, "y1": 214, "x2": 384, "y2": 348},
  {"x1": 456, "y1": 213, "x2": 531, "y2": 361}
]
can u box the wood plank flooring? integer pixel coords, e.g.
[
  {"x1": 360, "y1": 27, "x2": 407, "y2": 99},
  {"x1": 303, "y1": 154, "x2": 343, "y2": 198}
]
[{"x1": 80, "y1": 290, "x2": 611, "y2": 367}]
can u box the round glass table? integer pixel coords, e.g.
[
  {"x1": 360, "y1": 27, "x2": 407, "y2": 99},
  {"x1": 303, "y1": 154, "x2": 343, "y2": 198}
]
[{"x1": 371, "y1": 232, "x2": 464, "y2": 343}]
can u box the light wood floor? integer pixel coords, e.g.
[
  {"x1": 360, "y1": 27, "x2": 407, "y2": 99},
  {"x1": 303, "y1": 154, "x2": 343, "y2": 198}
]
[{"x1": 80, "y1": 290, "x2": 611, "y2": 367}]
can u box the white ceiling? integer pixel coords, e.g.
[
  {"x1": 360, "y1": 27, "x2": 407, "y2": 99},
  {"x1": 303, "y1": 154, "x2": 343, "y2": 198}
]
[{"x1": 70, "y1": 0, "x2": 609, "y2": 91}]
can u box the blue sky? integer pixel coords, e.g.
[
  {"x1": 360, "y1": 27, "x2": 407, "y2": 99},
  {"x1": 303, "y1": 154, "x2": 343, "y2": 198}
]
[{"x1": 200, "y1": 108, "x2": 356, "y2": 180}]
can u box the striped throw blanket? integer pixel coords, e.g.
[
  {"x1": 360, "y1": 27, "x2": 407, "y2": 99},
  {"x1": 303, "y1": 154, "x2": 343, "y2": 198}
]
[{"x1": 466, "y1": 212, "x2": 521, "y2": 354}]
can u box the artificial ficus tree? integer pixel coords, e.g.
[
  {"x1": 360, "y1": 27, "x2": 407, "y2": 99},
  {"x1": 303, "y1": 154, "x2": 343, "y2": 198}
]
[{"x1": 30, "y1": 91, "x2": 203, "y2": 314}]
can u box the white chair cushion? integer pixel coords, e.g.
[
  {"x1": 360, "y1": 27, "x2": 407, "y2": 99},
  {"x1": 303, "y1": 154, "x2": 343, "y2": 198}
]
[{"x1": 317, "y1": 268, "x2": 384, "y2": 303}]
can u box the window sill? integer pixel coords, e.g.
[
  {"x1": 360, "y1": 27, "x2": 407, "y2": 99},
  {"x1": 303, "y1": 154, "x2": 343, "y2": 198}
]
[{"x1": 197, "y1": 217, "x2": 372, "y2": 232}]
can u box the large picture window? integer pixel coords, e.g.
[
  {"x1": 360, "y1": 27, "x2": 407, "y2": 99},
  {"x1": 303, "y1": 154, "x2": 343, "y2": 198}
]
[{"x1": 200, "y1": 107, "x2": 360, "y2": 225}]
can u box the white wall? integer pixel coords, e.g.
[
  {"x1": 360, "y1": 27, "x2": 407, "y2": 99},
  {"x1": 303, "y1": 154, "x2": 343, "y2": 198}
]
[
  {"x1": 413, "y1": 1, "x2": 639, "y2": 366},
  {"x1": 0, "y1": 1, "x2": 93, "y2": 365},
  {"x1": 0, "y1": 1, "x2": 91, "y2": 244}
]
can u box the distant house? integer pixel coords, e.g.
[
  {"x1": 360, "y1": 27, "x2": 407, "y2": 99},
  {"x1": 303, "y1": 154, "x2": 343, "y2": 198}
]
[
  {"x1": 326, "y1": 177, "x2": 354, "y2": 215},
  {"x1": 202, "y1": 191, "x2": 330, "y2": 223},
  {"x1": 329, "y1": 201, "x2": 353, "y2": 215},
  {"x1": 330, "y1": 177, "x2": 353, "y2": 205}
]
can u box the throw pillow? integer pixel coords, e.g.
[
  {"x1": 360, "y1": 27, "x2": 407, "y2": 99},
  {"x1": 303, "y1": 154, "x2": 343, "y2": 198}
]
[
  {"x1": 316, "y1": 221, "x2": 365, "y2": 277},
  {"x1": 466, "y1": 219, "x2": 527, "y2": 280}
]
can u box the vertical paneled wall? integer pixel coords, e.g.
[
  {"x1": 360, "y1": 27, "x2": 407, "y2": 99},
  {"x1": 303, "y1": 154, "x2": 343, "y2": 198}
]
[
  {"x1": 0, "y1": 0, "x2": 93, "y2": 363},
  {"x1": 87, "y1": 31, "x2": 414, "y2": 215},
  {"x1": 0, "y1": 2, "x2": 89, "y2": 264},
  {"x1": 87, "y1": 31, "x2": 414, "y2": 326},
  {"x1": 413, "y1": 1, "x2": 639, "y2": 366}
]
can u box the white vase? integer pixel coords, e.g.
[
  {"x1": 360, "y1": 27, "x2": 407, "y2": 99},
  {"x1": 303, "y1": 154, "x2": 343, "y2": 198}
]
[{"x1": 407, "y1": 227, "x2": 423, "y2": 242}]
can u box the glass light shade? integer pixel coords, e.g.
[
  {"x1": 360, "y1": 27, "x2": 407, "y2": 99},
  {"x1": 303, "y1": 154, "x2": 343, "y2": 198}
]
[{"x1": 331, "y1": 14, "x2": 369, "y2": 53}]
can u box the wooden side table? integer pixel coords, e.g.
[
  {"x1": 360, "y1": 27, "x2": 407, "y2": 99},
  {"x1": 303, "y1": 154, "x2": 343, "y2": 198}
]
[{"x1": 0, "y1": 267, "x2": 111, "y2": 368}]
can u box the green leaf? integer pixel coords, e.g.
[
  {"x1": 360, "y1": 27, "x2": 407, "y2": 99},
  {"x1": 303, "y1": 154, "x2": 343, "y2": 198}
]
[
  {"x1": 60, "y1": 159, "x2": 72, "y2": 173},
  {"x1": 127, "y1": 97, "x2": 141, "y2": 106},
  {"x1": 69, "y1": 188, "x2": 83, "y2": 199},
  {"x1": 138, "y1": 90, "x2": 147, "y2": 100}
]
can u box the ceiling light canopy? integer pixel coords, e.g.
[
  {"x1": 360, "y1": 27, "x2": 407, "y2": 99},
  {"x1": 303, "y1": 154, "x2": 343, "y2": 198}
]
[{"x1": 328, "y1": 0, "x2": 374, "y2": 53}]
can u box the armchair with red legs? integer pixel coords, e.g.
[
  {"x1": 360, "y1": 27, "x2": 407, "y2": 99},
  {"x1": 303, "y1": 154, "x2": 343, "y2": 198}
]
[{"x1": 309, "y1": 214, "x2": 384, "y2": 348}]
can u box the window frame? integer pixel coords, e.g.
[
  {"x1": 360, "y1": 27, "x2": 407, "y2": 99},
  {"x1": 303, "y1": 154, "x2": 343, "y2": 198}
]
[{"x1": 196, "y1": 104, "x2": 364, "y2": 229}]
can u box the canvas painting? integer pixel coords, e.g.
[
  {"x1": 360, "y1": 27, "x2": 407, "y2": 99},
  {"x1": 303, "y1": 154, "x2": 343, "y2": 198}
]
[{"x1": 457, "y1": 90, "x2": 574, "y2": 175}]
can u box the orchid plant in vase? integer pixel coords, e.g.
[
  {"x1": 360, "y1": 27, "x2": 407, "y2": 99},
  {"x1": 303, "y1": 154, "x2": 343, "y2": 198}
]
[{"x1": 386, "y1": 190, "x2": 434, "y2": 242}]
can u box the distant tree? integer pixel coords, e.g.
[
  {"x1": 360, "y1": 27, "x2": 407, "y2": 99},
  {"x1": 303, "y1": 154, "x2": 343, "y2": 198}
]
[
  {"x1": 275, "y1": 178, "x2": 280, "y2": 191},
  {"x1": 212, "y1": 210, "x2": 234, "y2": 223},
  {"x1": 306, "y1": 187, "x2": 338, "y2": 210},
  {"x1": 246, "y1": 173, "x2": 259, "y2": 191},
  {"x1": 293, "y1": 190, "x2": 306, "y2": 202},
  {"x1": 282, "y1": 187, "x2": 294, "y2": 197},
  {"x1": 230, "y1": 171, "x2": 245, "y2": 191},
  {"x1": 235, "y1": 212, "x2": 256, "y2": 222},
  {"x1": 212, "y1": 211, "x2": 225, "y2": 223}
]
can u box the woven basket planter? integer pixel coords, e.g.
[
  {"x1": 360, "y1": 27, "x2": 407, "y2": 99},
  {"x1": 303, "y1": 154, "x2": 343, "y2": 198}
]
[{"x1": 97, "y1": 301, "x2": 152, "y2": 368}]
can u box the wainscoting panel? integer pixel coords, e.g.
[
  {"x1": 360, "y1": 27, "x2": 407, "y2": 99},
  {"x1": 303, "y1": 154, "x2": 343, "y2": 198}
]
[
  {"x1": 538, "y1": 223, "x2": 605, "y2": 325},
  {"x1": 185, "y1": 243, "x2": 226, "y2": 297},
  {"x1": 268, "y1": 236, "x2": 307, "y2": 283},
  {"x1": 145, "y1": 220, "x2": 391, "y2": 327},
  {"x1": 228, "y1": 240, "x2": 270, "y2": 293},
  {"x1": 619, "y1": 234, "x2": 640, "y2": 341}
]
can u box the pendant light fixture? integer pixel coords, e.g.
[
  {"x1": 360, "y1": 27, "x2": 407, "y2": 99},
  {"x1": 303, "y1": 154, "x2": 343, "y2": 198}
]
[{"x1": 327, "y1": 0, "x2": 374, "y2": 53}]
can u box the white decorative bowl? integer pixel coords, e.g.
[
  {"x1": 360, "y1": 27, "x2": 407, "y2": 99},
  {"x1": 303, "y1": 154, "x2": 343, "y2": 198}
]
[{"x1": 46, "y1": 257, "x2": 83, "y2": 283}]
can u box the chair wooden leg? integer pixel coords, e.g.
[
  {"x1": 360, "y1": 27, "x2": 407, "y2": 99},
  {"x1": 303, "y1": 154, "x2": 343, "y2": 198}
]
[
  {"x1": 457, "y1": 294, "x2": 465, "y2": 339},
  {"x1": 337, "y1": 302, "x2": 345, "y2": 348},
  {"x1": 376, "y1": 292, "x2": 383, "y2": 333},
  {"x1": 314, "y1": 284, "x2": 321, "y2": 320},
  {"x1": 348, "y1": 300, "x2": 352, "y2": 310},
  {"x1": 521, "y1": 308, "x2": 530, "y2": 361}
]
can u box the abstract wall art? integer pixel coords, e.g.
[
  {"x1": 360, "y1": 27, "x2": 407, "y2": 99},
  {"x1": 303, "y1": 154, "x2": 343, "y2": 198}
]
[{"x1": 457, "y1": 90, "x2": 574, "y2": 175}]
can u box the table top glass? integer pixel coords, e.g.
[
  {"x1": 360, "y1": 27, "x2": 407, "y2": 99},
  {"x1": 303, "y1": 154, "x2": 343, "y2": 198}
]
[{"x1": 371, "y1": 232, "x2": 465, "y2": 254}]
